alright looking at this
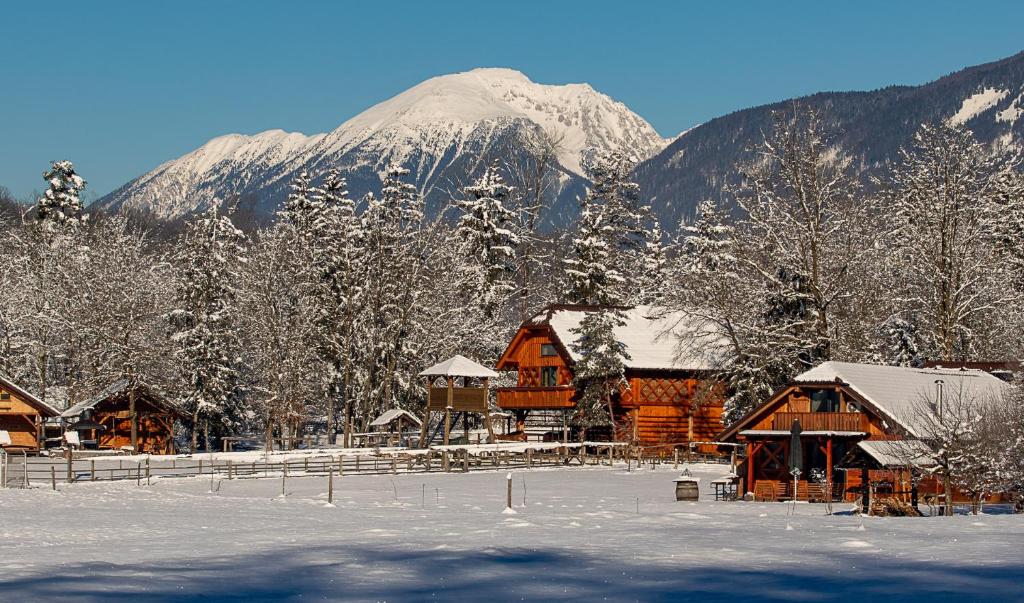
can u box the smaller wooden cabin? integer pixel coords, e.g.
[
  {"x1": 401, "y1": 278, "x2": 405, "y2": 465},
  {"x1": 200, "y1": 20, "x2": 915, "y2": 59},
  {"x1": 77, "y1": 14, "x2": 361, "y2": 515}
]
[
  {"x1": 495, "y1": 305, "x2": 726, "y2": 447},
  {"x1": 61, "y1": 380, "x2": 185, "y2": 455},
  {"x1": 0, "y1": 374, "x2": 59, "y2": 452},
  {"x1": 718, "y1": 361, "x2": 1011, "y2": 505}
]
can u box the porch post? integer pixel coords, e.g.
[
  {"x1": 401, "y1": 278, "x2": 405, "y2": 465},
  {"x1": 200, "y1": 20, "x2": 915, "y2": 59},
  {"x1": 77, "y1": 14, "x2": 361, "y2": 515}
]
[
  {"x1": 443, "y1": 376, "x2": 453, "y2": 447},
  {"x1": 861, "y1": 465, "x2": 870, "y2": 515},
  {"x1": 746, "y1": 441, "x2": 755, "y2": 494},
  {"x1": 825, "y1": 438, "x2": 833, "y2": 496}
]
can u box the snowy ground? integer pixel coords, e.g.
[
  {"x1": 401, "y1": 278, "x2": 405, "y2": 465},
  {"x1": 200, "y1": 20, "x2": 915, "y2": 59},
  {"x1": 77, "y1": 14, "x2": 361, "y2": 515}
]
[{"x1": 1, "y1": 463, "x2": 1020, "y2": 602}]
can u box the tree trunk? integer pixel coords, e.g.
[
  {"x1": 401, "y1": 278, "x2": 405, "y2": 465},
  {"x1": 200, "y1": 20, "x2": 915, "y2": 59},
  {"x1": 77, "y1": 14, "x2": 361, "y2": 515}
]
[{"x1": 944, "y1": 471, "x2": 953, "y2": 517}]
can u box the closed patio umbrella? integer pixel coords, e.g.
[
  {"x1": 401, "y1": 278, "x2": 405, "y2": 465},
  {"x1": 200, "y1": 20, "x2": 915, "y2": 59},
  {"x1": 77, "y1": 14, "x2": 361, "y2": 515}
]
[
  {"x1": 788, "y1": 419, "x2": 803, "y2": 502},
  {"x1": 788, "y1": 419, "x2": 803, "y2": 476}
]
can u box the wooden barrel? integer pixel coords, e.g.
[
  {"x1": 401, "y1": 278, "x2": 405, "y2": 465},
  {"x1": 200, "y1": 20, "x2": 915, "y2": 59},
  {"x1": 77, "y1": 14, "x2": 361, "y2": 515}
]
[{"x1": 674, "y1": 478, "x2": 699, "y2": 501}]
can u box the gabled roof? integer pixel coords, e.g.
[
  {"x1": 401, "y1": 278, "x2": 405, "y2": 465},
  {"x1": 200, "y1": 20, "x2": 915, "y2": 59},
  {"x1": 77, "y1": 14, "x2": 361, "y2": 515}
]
[
  {"x1": 498, "y1": 304, "x2": 724, "y2": 372},
  {"x1": 0, "y1": 373, "x2": 59, "y2": 417},
  {"x1": 62, "y1": 379, "x2": 186, "y2": 419},
  {"x1": 369, "y1": 408, "x2": 422, "y2": 428},
  {"x1": 418, "y1": 355, "x2": 498, "y2": 379},
  {"x1": 719, "y1": 361, "x2": 1011, "y2": 441},
  {"x1": 795, "y1": 361, "x2": 1010, "y2": 437}
]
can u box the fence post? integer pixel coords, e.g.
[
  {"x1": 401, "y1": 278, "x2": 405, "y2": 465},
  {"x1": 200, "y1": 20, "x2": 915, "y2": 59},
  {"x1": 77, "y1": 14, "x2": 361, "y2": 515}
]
[
  {"x1": 146, "y1": 458, "x2": 151, "y2": 486},
  {"x1": 463, "y1": 450, "x2": 469, "y2": 473},
  {"x1": 391, "y1": 456, "x2": 397, "y2": 475},
  {"x1": 136, "y1": 463, "x2": 142, "y2": 486},
  {"x1": 328, "y1": 467, "x2": 334, "y2": 504},
  {"x1": 23, "y1": 452, "x2": 28, "y2": 488},
  {"x1": 91, "y1": 460, "x2": 96, "y2": 482},
  {"x1": 51, "y1": 466, "x2": 56, "y2": 490},
  {"x1": 338, "y1": 455, "x2": 343, "y2": 477},
  {"x1": 228, "y1": 460, "x2": 233, "y2": 480},
  {"x1": 281, "y1": 463, "x2": 287, "y2": 497},
  {"x1": 674, "y1": 448, "x2": 679, "y2": 469},
  {"x1": 66, "y1": 450, "x2": 73, "y2": 483},
  {"x1": 198, "y1": 459, "x2": 203, "y2": 475},
  {"x1": 506, "y1": 472, "x2": 512, "y2": 510}
]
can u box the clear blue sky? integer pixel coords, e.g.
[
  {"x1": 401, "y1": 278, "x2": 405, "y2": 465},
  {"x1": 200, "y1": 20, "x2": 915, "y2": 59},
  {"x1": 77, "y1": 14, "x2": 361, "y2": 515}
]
[{"x1": 2, "y1": 0, "x2": 1022, "y2": 202}]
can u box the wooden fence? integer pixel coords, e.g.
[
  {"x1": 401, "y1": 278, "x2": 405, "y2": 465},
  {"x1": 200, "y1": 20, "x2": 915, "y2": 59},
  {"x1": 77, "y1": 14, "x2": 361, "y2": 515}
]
[{"x1": 1, "y1": 443, "x2": 729, "y2": 489}]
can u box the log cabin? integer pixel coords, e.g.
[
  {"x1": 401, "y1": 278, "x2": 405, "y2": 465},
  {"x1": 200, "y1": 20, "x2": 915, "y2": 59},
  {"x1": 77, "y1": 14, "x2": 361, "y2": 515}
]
[
  {"x1": 494, "y1": 305, "x2": 726, "y2": 448},
  {"x1": 0, "y1": 374, "x2": 59, "y2": 452},
  {"x1": 717, "y1": 361, "x2": 1011, "y2": 506},
  {"x1": 61, "y1": 380, "x2": 185, "y2": 454}
]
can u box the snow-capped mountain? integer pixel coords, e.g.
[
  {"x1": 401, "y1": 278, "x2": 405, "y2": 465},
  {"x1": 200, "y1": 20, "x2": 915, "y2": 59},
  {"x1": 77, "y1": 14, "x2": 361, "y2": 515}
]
[
  {"x1": 635, "y1": 50, "x2": 1024, "y2": 228},
  {"x1": 98, "y1": 68, "x2": 668, "y2": 224}
]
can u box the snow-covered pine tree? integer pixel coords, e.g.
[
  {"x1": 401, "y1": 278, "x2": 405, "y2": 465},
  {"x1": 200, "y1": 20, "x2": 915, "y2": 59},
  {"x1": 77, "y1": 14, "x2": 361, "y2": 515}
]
[
  {"x1": 353, "y1": 168, "x2": 428, "y2": 428},
  {"x1": 564, "y1": 193, "x2": 621, "y2": 305},
  {"x1": 279, "y1": 170, "x2": 316, "y2": 232},
  {"x1": 636, "y1": 217, "x2": 667, "y2": 305},
  {"x1": 565, "y1": 149, "x2": 660, "y2": 306},
  {"x1": 456, "y1": 162, "x2": 520, "y2": 320},
  {"x1": 570, "y1": 308, "x2": 630, "y2": 441},
  {"x1": 169, "y1": 200, "x2": 247, "y2": 451},
  {"x1": 35, "y1": 160, "x2": 87, "y2": 230},
  {"x1": 309, "y1": 169, "x2": 365, "y2": 444},
  {"x1": 869, "y1": 314, "x2": 925, "y2": 367}
]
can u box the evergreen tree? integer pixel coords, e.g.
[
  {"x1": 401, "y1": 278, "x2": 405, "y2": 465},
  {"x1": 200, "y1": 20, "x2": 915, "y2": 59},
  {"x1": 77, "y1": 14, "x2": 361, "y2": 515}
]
[
  {"x1": 35, "y1": 160, "x2": 87, "y2": 229},
  {"x1": 279, "y1": 170, "x2": 316, "y2": 232},
  {"x1": 309, "y1": 169, "x2": 365, "y2": 443},
  {"x1": 456, "y1": 162, "x2": 520, "y2": 319},
  {"x1": 564, "y1": 194, "x2": 621, "y2": 305},
  {"x1": 169, "y1": 201, "x2": 247, "y2": 451},
  {"x1": 570, "y1": 308, "x2": 630, "y2": 441}
]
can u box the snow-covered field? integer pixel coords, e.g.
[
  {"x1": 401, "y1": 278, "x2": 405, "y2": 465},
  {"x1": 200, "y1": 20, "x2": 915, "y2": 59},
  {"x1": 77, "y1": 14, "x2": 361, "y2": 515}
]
[{"x1": 1, "y1": 463, "x2": 1020, "y2": 602}]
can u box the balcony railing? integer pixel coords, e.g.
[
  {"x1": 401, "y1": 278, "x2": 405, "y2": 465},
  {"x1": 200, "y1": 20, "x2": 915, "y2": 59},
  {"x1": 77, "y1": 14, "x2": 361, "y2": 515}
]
[
  {"x1": 496, "y1": 386, "x2": 575, "y2": 410},
  {"x1": 772, "y1": 412, "x2": 866, "y2": 433}
]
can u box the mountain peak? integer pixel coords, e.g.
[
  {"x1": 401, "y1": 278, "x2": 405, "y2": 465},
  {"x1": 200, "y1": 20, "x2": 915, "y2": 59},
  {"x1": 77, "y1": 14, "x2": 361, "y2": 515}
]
[{"x1": 98, "y1": 68, "x2": 667, "y2": 222}]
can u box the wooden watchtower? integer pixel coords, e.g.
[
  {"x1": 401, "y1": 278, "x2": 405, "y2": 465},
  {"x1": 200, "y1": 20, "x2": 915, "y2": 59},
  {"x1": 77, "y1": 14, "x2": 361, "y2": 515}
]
[{"x1": 418, "y1": 355, "x2": 498, "y2": 446}]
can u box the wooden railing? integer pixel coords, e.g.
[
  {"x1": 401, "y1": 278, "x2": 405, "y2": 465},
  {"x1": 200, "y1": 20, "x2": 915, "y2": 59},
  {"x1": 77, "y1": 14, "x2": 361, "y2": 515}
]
[
  {"x1": 426, "y1": 387, "x2": 488, "y2": 411},
  {"x1": 496, "y1": 386, "x2": 575, "y2": 410},
  {"x1": 772, "y1": 412, "x2": 865, "y2": 432}
]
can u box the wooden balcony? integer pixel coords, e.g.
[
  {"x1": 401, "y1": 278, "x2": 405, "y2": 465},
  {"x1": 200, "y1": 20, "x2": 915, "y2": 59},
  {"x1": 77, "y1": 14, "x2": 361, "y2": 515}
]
[
  {"x1": 496, "y1": 386, "x2": 575, "y2": 410},
  {"x1": 772, "y1": 412, "x2": 866, "y2": 433}
]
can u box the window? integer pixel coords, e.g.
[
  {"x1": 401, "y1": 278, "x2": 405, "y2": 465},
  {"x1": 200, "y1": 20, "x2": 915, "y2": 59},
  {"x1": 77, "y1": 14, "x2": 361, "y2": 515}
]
[
  {"x1": 0, "y1": 391, "x2": 9, "y2": 401},
  {"x1": 540, "y1": 343, "x2": 557, "y2": 357},
  {"x1": 541, "y1": 366, "x2": 558, "y2": 387},
  {"x1": 810, "y1": 389, "x2": 840, "y2": 413}
]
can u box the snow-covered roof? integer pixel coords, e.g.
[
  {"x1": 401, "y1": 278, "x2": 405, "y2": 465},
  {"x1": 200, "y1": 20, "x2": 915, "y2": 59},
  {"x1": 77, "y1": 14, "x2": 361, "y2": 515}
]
[
  {"x1": 857, "y1": 440, "x2": 935, "y2": 468},
  {"x1": 531, "y1": 305, "x2": 724, "y2": 371},
  {"x1": 0, "y1": 373, "x2": 59, "y2": 417},
  {"x1": 62, "y1": 379, "x2": 184, "y2": 418},
  {"x1": 418, "y1": 355, "x2": 498, "y2": 379},
  {"x1": 369, "y1": 409, "x2": 422, "y2": 428},
  {"x1": 794, "y1": 361, "x2": 1010, "y2": 438}
]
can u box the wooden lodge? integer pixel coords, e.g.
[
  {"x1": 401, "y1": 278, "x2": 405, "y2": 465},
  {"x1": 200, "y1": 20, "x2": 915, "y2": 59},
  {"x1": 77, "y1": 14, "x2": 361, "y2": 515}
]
[
  {"x1": 61, "y1": 380, "x2": 186, "y2": 455},
  {"x1": 494, "y1": 305, "x2": 726, "y2": 447},
  {"x1": 718, "y1": 361, "x2": 1011, "y2": 508},
  {"x1": 0, "y1": 374, "x2": 59, "y2": 453}
]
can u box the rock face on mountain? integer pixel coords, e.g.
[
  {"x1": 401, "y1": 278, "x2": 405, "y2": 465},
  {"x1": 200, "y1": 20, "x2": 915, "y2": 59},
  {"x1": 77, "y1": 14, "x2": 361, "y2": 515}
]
[
  {"x1": 98, "y1": 68, "x2": 668, "y2": 225},
  {"x1": 635, "y1": 51, "x2": 1024, "y2": 228}
]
